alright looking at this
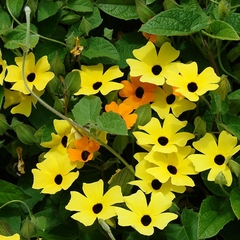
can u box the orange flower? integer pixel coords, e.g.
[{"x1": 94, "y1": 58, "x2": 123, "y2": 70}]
[
  {"x1": 142, "y1": 32, "x2": 157, "y2": 43},
  {"x1": 119, "y1": 76, "x2": 157, "y2": 109},
  {"x1": 68, "y1": 136, "x2": 100, "y2": 163},
  {"x1": 105, "y1": 101, "x2": 138, "y2": 129}
]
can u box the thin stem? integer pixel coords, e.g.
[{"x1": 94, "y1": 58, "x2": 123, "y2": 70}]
[
  {"x1": 205, "y1": 39, "x2": 220, "y2": 76},
  {"x1": 6, "y1": 0, "x2": 66, "y2": 47},
  {"x1": 219, "y1": 184, "x2": 230, "y2": 196},
  {"x1": 216, "y1": 40, "x2": 240, "y2": 82},
  {"x1": 0, "y1": 200, "x2": 33, "y2": 219},
  {"x1": 200, "y1": 95, "x2": 211, "y2": 109}
]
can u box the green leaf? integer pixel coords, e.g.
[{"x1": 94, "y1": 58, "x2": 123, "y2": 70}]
[
  {"x1": 40, "y1": 222, "x2": 80, "y2": 240},
  {"x1": 0, "y1": 220, "x2": 13, "y2": 236},
  {"x1": 0, "y1": 204, "x2": 21, "y2": 234},
  {"x1": 82, "y1": 37, "x2": 120, "y2": 61},
  {"x1": 135, "y1": 0, "x2": 155, "y2": 23},
  {"x1": 83, "y1": 7, "x2": 103, "y2": 31},
  {"x1": 108, "y1": 167, "x2": 135, "y2": 195},
  {"x1": 198, "y1": 195, "x2": 235, "y2": 239},
  {"x1": 133, "y1": 104, "x2": 152, "y2": 130},
  {"x1": 0, "y1": 7, "x2": 11, "y2": 34},
  {"x1": 4, "y1": 24, "x2": 39, "y2": 50},
  {"x1": 20, "y1": 217, "x2": 36, "y2": 239},
  {"x1": 226, "y1": 12, "x2": 240, "y2": 33},
  {"x1": 0, "y1": 114, "x2": 10, "y2": 135},
  {"x1": 96, "y1": 111, "x2": 128, "y2": 135},
  {"x1": 35, "y1": 216, "x2": 47, "y2": 231},
  {"x1": 95, "y1": 0, "x2": 138, "y2": 20},
  {"x1": 115, "y1": 31, "x2": 147, "y2": 68},
  {"x1": 7, "y1": 0, "x2": 24, "y2": 18},
  {"x1": 66, "y1": 0, "x2": 93, "y2": 12},
  {"x1": 203, "y1": 20, "x2": 240, "y2": 40},
  {"x1": 17, "y1": 171, "x2": 44, "y2": 210},
  {"x1": 72, "y1": 96, "x2": 102, "y2": 127},
  {"x1": 140, "y1": 8, "x2": 208, "y2": 36},
  {"x1": 60, "y1": 11, "x2": 80, "y2": 25},
  {"x1": 227, "y1": 43, "x2": 240, "y2": 62},
  {"x1": 65, "y1": 71, "x2": 81, "y2": 95},
  {"x1": 11, "y1": 118, "x2": 37, "y2": 145},
  {"x1": 230, "y1": 188, "x2": 240, "y2": 219},
  {"x1": 50, "y1": 51, "x2": 66, "y2": 76},
  {"x1": 222, "y1": 113, "x2": 240, "y2": 140},
  {"x1": 210, "y1": 92, "x2": 229, "y2": 114},
  {"x1": 0, "y1": 180, "x2": 31, "y2": 205},
  {"x1": 104, "y1": 28, "x2": 113, "y2": 40},
  {"x1": 113, "y1": 135, "x2": 129, "y2": 154},
  {"x1": 193, "y1": 116, "x2": 206, "y2": 138},
  {"x1": 79, "y1": 16, "x2": 93, "y2": 36},
  {"x1": 201, "y1": 171, "x2": 226, "y2": 197},
  {"x1": 228, "y1": 88, "x2": 240, "y2": 101},
  {"x1": 165, "y1": 208, "x2": 198, "y2": 240},
  {"x1": 37, "y1": 0, "x2": 60, "y2": 22}
]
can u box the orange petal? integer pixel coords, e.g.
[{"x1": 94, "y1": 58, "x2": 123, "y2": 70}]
[
  {"x1": 74, "y1": 136, "x2": 89, "y2": 150},
  {"x1": 105, "y1": 101, "x2": 119, "y2": 113},
  {"x1": 124, "y1": 113, "x2": 138, "y2": 129}
]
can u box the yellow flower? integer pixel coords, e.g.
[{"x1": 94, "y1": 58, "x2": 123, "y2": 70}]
[
  {"x1": 188, "y1": 131, "x2": 240, "y2": 186},
  {"x1": 133, "y1": 115, "x2": 194, "y2": 153},
  {"x1": 146, "y1": 146, "x2": 197, "y2": 187},
  {"x1": 115, "y1": 190, "x2": 178, "y2": 236},
  {"x1": 130, "y1": 153, "x2": 185, "y2": 200},
  {"x1": 0, "y1": 51, "x2": 7, "y2": 85},
  {"x1": 4, "y1": 52, "x2": 54, "y2": 94},
  {"x1": 32, "y1": 154, "x2": 79, "y2": 194},
  {"x1": 0, "y1": 234, "x2": 20, "y2": 240},
  {"x1": 126, "y1": 41, "x2": 179, "y2": 85},
  {"x1": 65, "y1": 179, "x2": 123, "y2": 226},
  {"x1": 74, "y1": 63, "x2": 123, "y2": 96},
  {"x1": 151, "y1": 85, "x2": 196, "y2": 119},
  {"x1": 41, "y1": 119, "x2": 75, "y2": 155},
  {"x1": 166, "y1": 62, "x2": 220, "y2": 101},
  {"x1": 3, "y1": 88, "x2": 44, "y2": 117}
]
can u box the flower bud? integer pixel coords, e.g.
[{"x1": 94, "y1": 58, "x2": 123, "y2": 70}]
[
  {"x1": 213, "y1": 74, "x2": 231, "y2": 100},
  {"x1": 214, "y1": 171, "x2": 227, "y2": 186},
  {"x1": 229, "y1": 159, "x2": 240, "y2": 177}
]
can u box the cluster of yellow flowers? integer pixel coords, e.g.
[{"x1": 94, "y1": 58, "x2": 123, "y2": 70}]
[{"x1": 2, "y1": 39, "x2": 240, "y2": 237}]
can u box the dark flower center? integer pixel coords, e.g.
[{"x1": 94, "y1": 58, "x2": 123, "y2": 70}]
[
  {"x1": 92, "y1": 203, "x2": 103, "y2": 214},
  {"x1": 54, "y1": 174, "x2": 63, "y2": 185},
  {"x1": 61, "y1": 136, "x2": 68, "y2": 148},
  {"x1": 166, "y1": 94, "x2": 176, "y2": 105},
  {"x1": 152, "y1": 65, "x2": 162, "y2": 75},
  {"x1": 214, "y1": 154, "x2": 225, "y2": 165},
  {"x1": 135, "y1": 87, "x2": 144, "y2": 98},
  {"x1": 151, "y1": 179, "x2": 162, "y2": 190},
  {"x1": 0, "y1": 65, "x2": 3, "y2": 74},
  {"x1": 93, "y1": 82, "x2": 102, "y2": 90},
  {"x1": 187, "y1": 82, "x2": 198, "y2": 92},
  {"x1": 141, "y1": 215, "x2": 152, "y2": 226},
  {"x1": 167, "y1": 165, "x2": 177, "y2": 175},
  {"x1": 27, "y1": 72, "x2": 36, "y2": 82},
  {"x1": 81, "y1": 150, "x2": 90, "y2": 161},
  {"x1": 158, "y1": 136, "x2": 168, "y2": 146}
]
